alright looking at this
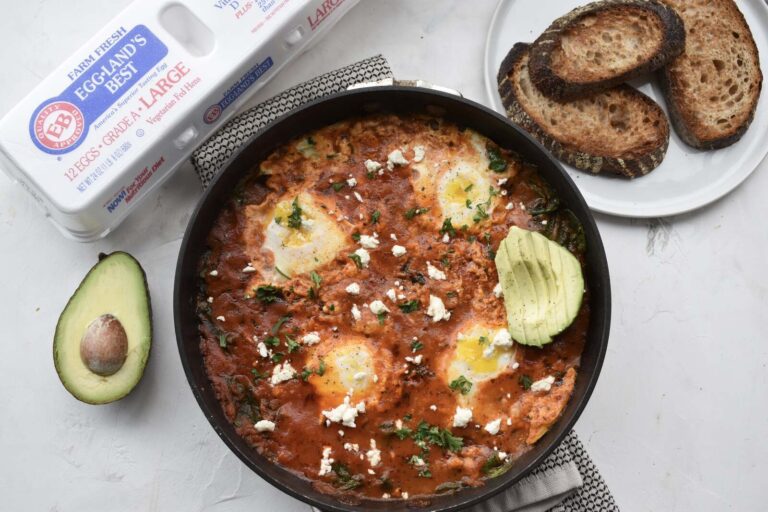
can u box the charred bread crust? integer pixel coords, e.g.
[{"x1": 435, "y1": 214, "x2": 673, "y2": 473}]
[
  {"x1": 497, "y1": 43, "x2": 669, "y2": 179},
  {"x1": 658, "y1": 2, "x2": 763, "y2": 150},
  {"x1": 528, "y1": 0, "x2": 685, "y2": 101}
]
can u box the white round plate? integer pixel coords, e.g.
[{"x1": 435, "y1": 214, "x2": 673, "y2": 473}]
[{"x1": 483, "y1": 0, "x2": 768, "y2": 218}]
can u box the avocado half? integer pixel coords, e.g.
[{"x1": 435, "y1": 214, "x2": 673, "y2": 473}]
[
  {"x1": 495, "y1": 227, "x2": 584, "y2": 347},
  {"x1": 53, "y1": 252, "x2": 152, "y2": 404}
]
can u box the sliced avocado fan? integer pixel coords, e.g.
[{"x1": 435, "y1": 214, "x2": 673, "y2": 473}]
[
  {"x1": 53, "y1": 252, "x2": 152, "y2": 404},
  {"x1": 494, "y1": 226, "x2": 584, "y2": 347}
]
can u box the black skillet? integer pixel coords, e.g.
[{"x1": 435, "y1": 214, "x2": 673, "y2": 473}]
[{"x1": 174, "y1": 86, "x2": 611, "y2": 512}]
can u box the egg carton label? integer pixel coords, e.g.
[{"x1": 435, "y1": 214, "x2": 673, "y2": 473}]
[{"x1": 29, "y1": 25, "x2": 168, "y2": 155}]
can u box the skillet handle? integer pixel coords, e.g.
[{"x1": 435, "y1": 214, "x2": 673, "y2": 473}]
[{"x1": 347, "y1": 78, "x2": 463, "y2": 97}]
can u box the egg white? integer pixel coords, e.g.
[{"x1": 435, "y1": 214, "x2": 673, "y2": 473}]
[{"x1": 261, "y1": 192, "x2": 347, "y2": 280}]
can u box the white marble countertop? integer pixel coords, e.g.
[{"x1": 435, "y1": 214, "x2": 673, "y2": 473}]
[{"x1": 1, "y1": 2, "x2": 766, "y2": 511}]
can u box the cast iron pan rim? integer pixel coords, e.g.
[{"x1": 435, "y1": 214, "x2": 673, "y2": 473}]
[{"x1": 174, "y1": 86, "x2": 611, "y2": 512}]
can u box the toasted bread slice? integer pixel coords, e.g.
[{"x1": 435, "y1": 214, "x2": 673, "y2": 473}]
[
  {"x1": 659, "y1": 0, "x2": 763, "y2": 149},
  {"x1": 498, "y1": 43, "x2": 670, "y2": 178},
  {"x1": 529, "y1": 0, "x2": 685, "y2": 101}
]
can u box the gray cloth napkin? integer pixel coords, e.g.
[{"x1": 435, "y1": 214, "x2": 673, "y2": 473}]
[{"x1": 189, "y1": 55, "x2": 619, "y2": 512}]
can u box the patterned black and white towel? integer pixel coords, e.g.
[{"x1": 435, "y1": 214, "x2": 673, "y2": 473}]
[{"x1": 190, "y1": 55, "x2": 619, "y2": 512}]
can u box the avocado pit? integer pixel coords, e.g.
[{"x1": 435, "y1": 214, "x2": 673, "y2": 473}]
[{"x1": 80, "y1": 314, "x2": 128, "y2": 376}]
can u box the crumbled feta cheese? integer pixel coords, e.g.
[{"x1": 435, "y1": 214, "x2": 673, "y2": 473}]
[
  {"x1": 369, "y1": 300, "x2": 390, "y2": 315},
  {"x1": 512, "y1": 362, "x2": 520, "y2": 370},
  {"x1": 497, "y1": 178, "x2": 508, "y2": 186},
  {"x1": 353, "y1": 248, "x2": 370, "y2": 268},
  {"x1": 484, "y1": 418, "x2": 502, "y2": 435},
  {"x1": 382, "y1": 493, "x2": 391, "y2": 499},
  {"x1": 390, "y1": 233, "x2": 398, "y2": 241},
  {"x1": 353, "y1": 372, "x2": 367, "y2": 381},
  {"x1": 530, "y1": 375, "x2": 556, "y2": 393},
  {"x1": 426, "y1": 295, "x2": 451, "y2": 322},
  {"x1": 442, "y1": 233, "x2": 450, "y2": 243},
  {"x1": 216, "y1": 316, "x2": 226, "y2": 322},
  {"x1": 542, "y1": 220, "x2": 548, "y2": 225},
  {"x1": 366, "y1": 439, "x2": 381, "y2": 467},
  {"x1": 426, "y1": 261, "x2": 446, "y2": 281},
  {"x1": 353, "y1": 191, "x2": 364, "y2": 203},
  {"x1": 397, "y1": 294, "x2": 406, "y2": 300},
  {"x1": 319, "y1": 447, "x2": 333, "y2": 476},
  {"x1": 242, "y1": 264, "x2": 256, "y2": 273},
  {"x1": 505, "y1": 202, "x2": 514, "y2": 210},
  {"x1": 254, "y1": 420, "x2": 275, "y2": 432},
  {"x1": 498, "y1": 451, "x2": 508, "y2": 460},
  {"x1": 338, "y1": 430, "x2": 345, "y2": 437},
  {"x1": 386, "y1": 288, "x2": 397, "y2": 302},
  {"x1": 429, "y1": 405, "x2": 437, "y2": 411},
  {"x1": 520, "y1": 203, "x2": 526, "y2": 211},
  {"x1": 302, "y1": 332, "x2": 321, "y2": 346},
  {"x1": 506, "y1": 418, "x2": 512, "y2": 426},
  {"x1": 373, "y1": 374, "x2": 379, "y2": 383},
  {"x1": 453, "y1": 406, "x2": 473, "y2": 428},
  {"x1": 390, "y1": 245, "x2": 407, "y2": 258},
  {"x1": 402, "y1": 492, "x2": 409, "y2": 499},
  {"x1": 365, "y1": 160, "x2": 382, "y2": 173},
  {"x1": 207, "y1": 296, "x2": 214, "y2": 303},
  {"x1": 344, "y1": 442, "x2": 360, "y2": 452},
  {"x1": 351, "y1": 304, "x2": 362, "y2": 321},
  {"x1": 209, "y1": 270, "x2": 218, "y2": 276},
  {"x1": 493, "y1": 282, "x2": 503, "y2": 298},
  {"x1": 483, "y1": 329, "x2": 514, "y2": 358},
  {"x1": 413, "y1": 145, "x2": 426, "y2": 162},
  {"x1": 368, "y1": 469, "x2": 376, "y2": 475},
  {"x1": 257, "y1": 342, "x2": 270, "y2": 358},
  {"x1": 270, "y1": 362, "x2": 297, "y2": 385},
  {"x1": 405, "y1": 355, "x2": 423, "y2": 365},
  {"x1": 322, "y1": 394, "x2": 366, "y2": 428},
  {"x1": 345, "y1": 282, "x2": 361, "y2": 295},
  {"x1": 395, "y1": 419, "x2": 403, "y2": 430},
  {"x1": 386, "y1": 149, "x2": 409, "y2": 170},
  {"x1": 347, "y1": 176, "x2": 357, "y2": 187},
  {"x1": 411, "y1": 455, "x2": 427, "y2": 467},
  {"x1": 359, "y1": 234, "x2": 379, "y2": 249}
]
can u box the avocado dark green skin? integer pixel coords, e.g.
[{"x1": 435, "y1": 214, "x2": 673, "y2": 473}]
[{"x1": 53, "y1": 251, "x2": 153, "y2": 405}]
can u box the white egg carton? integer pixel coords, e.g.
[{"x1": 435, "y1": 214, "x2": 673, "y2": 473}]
[{"x1": 0, "y1": 0, "x2": 359, "y2": 241}]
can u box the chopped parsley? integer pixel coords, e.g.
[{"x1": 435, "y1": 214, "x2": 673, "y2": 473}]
[
  {"x1": 300, "y1": 359, "x2": 325, "y2": 381},
  {"x1": 331, "y1": 182, "x2": 345, "y2": 192},
  {"x1": 270, "y1": 315, "x2": 291, "y2": 335},
  {"x1": 394, "y1": 427, "x2": 413, "y2": 440},
  {"x1": 285, "y1": 335, "x2": 300, "y2": 353},
  {"x1": 449, "y1": 375, "x2": 473, "y2": 395},
  {"x1": 251, "y1": 368, "x2": 265, "y2": 380},
  {"x1": 371, "y1": 210, "x2": 381, "y2": 224},
  {"x1": 519, "y1": 374, "x2": 533, "y2": 390},
  {"x1": 317, "y1": 358, "x2": 326, "y2": 376},
  {"x1": 349, "y1": 253, "x2": 364, "y2": 269},
  {"x1": 274, "y1": 266, "x2": 291, "y2": 279},
  {"x1": 255, "y1": 285, "x2": 283, "y2": 303},
  {"x1": 473, "y1": 202, "x2": 490, "y2": 223},
  {"x1": 287, "y1": 197, "x2": 303, "y2": 229},
  {"x1": 464, "y1": 183, "x2": 474, "y2": 192},
  {"x1": 412, "y1": 421, "x2": 463, "y2": 452},
  {"x1": 271, "y1": 352, "x2": 284, "y2": 363},
  {"x1": 377, "y1": 312, "x2": 388, "y2": 325},
  {"x1": 487, "y1": 144, "x2": 508, "y2": 173},
  {"x1": 398, "y1": 300, "x2": 420, "y2": 313},
  {"x1": 478, "y1": 335, "x2": 489, "y2": 345},
  {"x1": 332, "y1": 463, "x2": 363, "y2": 490},
  {"x1": 218, "y1": 334, "x2": 229, "y2": 349},
  {"x1": 465, "y1": 199, "x2": 473, "y2": 209},
  {"x1": 263, "y1": 335, "x2": 280, "y2": 347},
  {"x1": 404, "y1": 207, "x2": 429, "y2": 220},
  {"x1": 439, "y1": 218, "x2": 456, "y2": 237},
  {"x1": 410, "y1": 339, "x2": 424, "y2": 352},
  {"x1": 309, "y1": 271, "x2": 322, "y2": 300}
]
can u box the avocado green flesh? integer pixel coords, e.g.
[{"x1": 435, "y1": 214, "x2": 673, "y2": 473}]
[
  {"x1": 495, "y1": 227, "x2": 584, "y2": 347},
  {"x1": 54, "y1": 252, "x2": 152, "y2": 404}
]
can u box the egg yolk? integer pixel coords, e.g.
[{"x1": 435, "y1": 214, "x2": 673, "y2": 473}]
[
  {"x1": 455, "y1": 333, "x2": 511, "y2": 377},
  {"x1": 442, "y1": 174, "x2": 485, "y2": 208},
  {"x1": 271, "y1": 200, "x2": 313, "y2": 248}
]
